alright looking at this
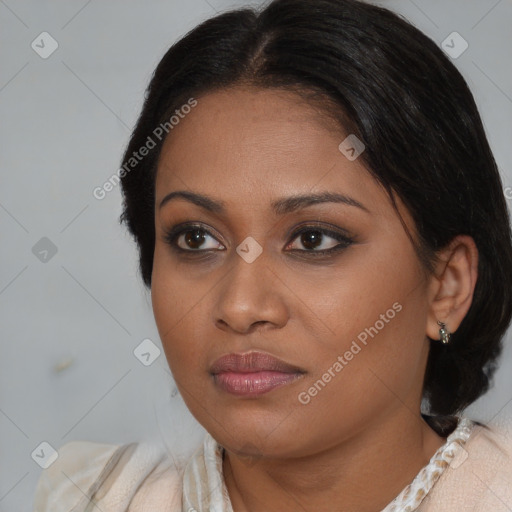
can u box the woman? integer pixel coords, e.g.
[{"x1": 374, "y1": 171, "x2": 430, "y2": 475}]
[{"x1": 33, "y1": 0, "x2": 512, "y2": 510}]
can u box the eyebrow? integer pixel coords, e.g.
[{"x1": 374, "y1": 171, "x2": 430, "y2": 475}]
[{"x1": 158, "y1": 190, "x2": 370, "y2": 215}]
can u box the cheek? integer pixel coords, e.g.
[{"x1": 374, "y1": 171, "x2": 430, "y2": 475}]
[
  {"x1": 151, "y1": 249, "x2": 204, "y2": 376},
  {"x1": 292, "y1": 299, "x2": 428, "y2": 451},
  {"x1": 292, "y1": 241, "x2": 420, "y2": 347},
  {"x1": 297, "y1": 243, "x2": 428, "y2": 397},
  {"x1": 151, "y1": 242, "x2": 202, "y2": 328}
]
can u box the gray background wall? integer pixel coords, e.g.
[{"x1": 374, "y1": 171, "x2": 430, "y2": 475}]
[{"x1": 1, "y1": 0, "x2": 511, "y2": 510}]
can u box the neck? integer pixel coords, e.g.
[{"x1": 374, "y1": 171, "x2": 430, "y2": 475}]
[{"x1": 222, "y1": 409, "x2": 446, "y2": 512}]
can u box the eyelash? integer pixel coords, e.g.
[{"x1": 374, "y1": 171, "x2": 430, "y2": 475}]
[{"x1": 162, "y1": 222, "x2": 355, "y2": 258}]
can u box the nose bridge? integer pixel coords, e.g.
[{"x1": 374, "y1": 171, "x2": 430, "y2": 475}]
[
  {"x1": 223, "y1": 243, "x2": 270, "y2": 307},
  {"x1": 213, "y1": 243, "x2": 286, "y2": 332}
]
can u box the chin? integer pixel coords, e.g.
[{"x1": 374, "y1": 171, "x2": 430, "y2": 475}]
[{"x1": 202, "y1": 408, "x2": 309, "y2": 457}]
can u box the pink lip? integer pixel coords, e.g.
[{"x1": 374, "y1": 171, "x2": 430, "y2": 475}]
[{"x1": 210, "y1": 351, "x2": 305, "y2": 397}]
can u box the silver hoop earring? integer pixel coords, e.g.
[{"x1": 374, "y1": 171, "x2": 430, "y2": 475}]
[{"x1": 437, "y1": 321, "x2": 451, "y2": 344}]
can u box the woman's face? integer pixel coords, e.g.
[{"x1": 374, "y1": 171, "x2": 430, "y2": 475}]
[{"x1": 152, "y1": 86, "x2": 433, "y2": 458}]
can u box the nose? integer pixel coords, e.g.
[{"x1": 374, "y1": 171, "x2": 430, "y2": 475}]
[{"x1": 212, "y1": 251, "x2": 289, "y2": 334}]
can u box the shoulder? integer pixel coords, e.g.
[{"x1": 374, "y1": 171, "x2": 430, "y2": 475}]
[
  {"x1": 33, "y1": 440, "x2": 124, "y2": 511},
  {"x1": 420, "y1": 416, "x2": 512, "y2": 511},
  {"x1": 33, "y1": 439, "x2": 184, "y2": 512}
]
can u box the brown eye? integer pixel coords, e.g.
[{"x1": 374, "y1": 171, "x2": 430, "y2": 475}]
[
  {"x1": 182, "y1": 228, "x2": 206, "y2": 249},
  {"x1": 297, "y1": 230, "x2": 325, "y2": 250},
  {"x1": 287, "y1": 227, "x2": 353, "y2": 254},
  {"x1": 163, "y1": 224, "x2": 224, "y2": 252}
]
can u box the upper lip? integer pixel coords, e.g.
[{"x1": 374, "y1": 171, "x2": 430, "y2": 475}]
[{"x1": 210, "y1": 351, "x2": 305, "y2": 374}]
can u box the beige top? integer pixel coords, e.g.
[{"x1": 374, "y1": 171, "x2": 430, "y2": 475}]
[{"x1": 33, "y1": 415, "x2": 512, "y2": 511}]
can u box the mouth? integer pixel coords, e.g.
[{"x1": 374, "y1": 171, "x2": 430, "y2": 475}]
[{"x1": 210, "y1": 351, "x2": 306, "y2": 397}]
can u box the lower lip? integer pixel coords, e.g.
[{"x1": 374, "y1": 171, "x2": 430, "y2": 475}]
[{"x1": 213, "y1": 371, "x2": 303, "y2": 396}]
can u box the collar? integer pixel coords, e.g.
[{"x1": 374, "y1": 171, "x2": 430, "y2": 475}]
[{"x1": 181, "y1": 417, "x2": 475, "y2": 512}]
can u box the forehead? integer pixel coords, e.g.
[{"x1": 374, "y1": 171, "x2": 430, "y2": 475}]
[
  {"x1": 154, "y1": 86, "x2": 389, "y2": 218},
  {"x1": 160, "y1": 85, "x2": 343, "y2": 151}
]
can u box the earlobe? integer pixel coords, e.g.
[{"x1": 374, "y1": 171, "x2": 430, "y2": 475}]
[{"x1": 425, "y1": 235, "x2": 479, "y2": 342}]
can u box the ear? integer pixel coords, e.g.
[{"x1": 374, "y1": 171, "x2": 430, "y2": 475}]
[{"x1": 425, "y1": 235, "x2": 479, "y2": 341}]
